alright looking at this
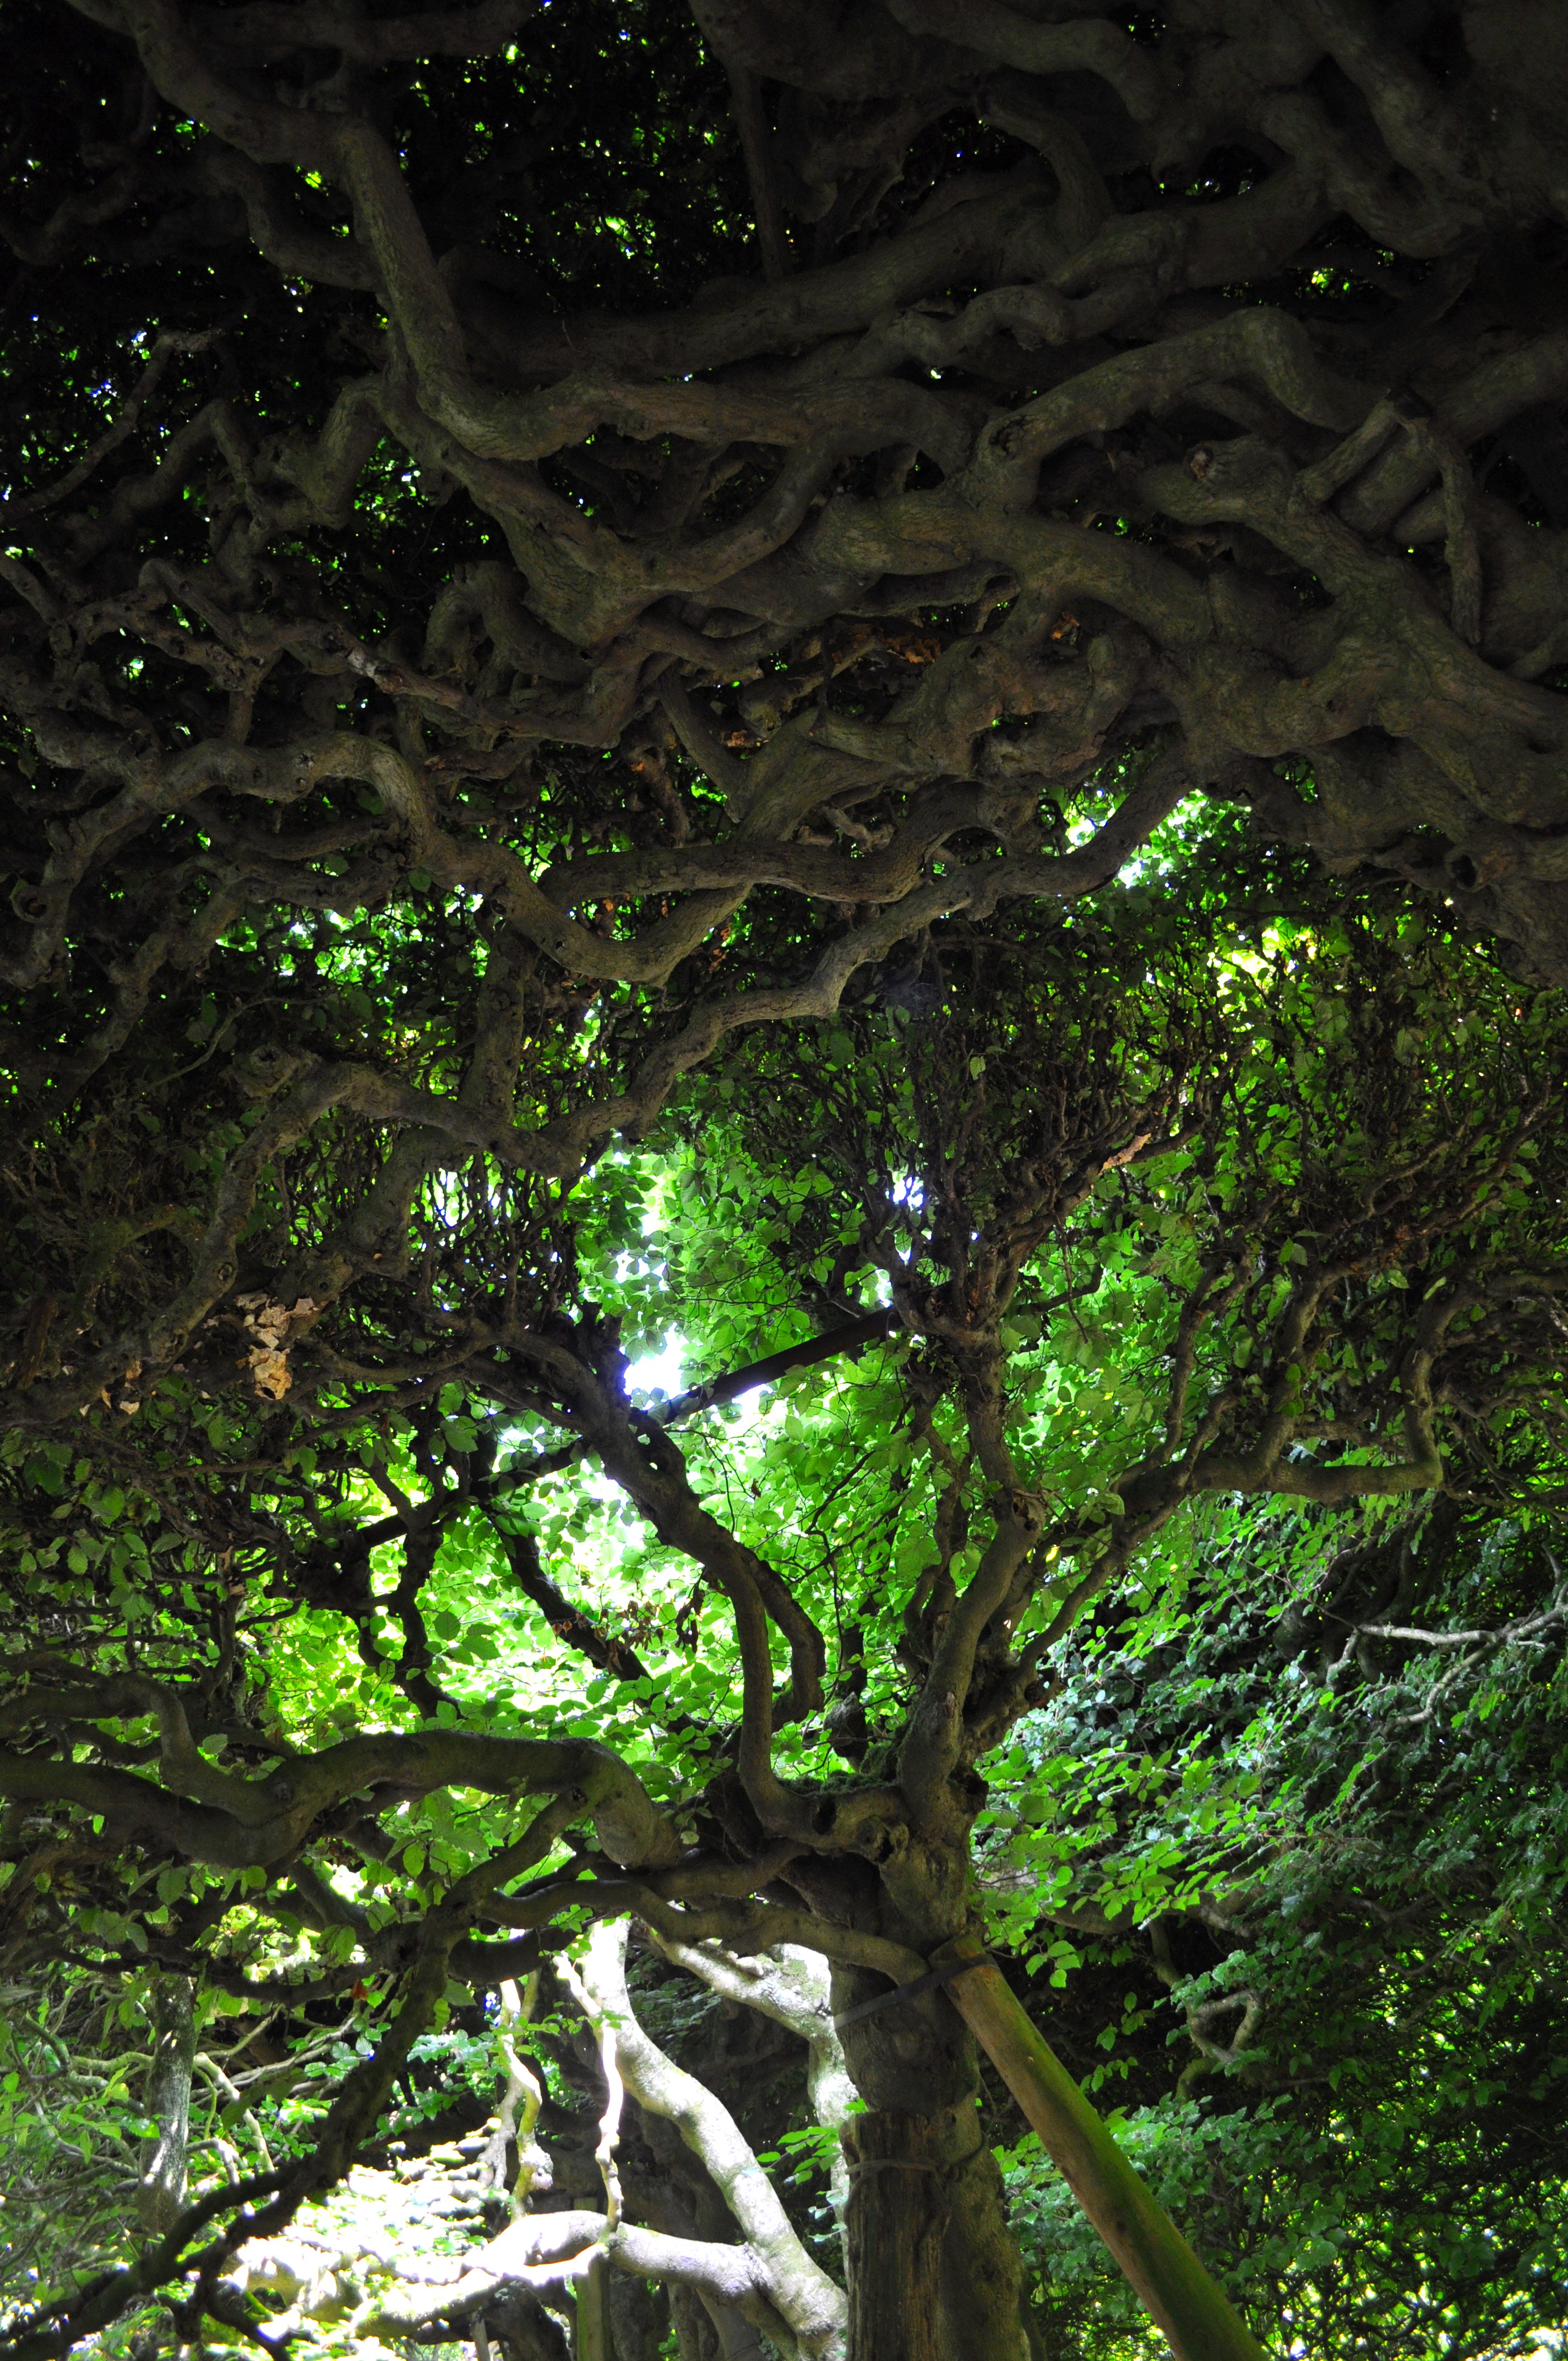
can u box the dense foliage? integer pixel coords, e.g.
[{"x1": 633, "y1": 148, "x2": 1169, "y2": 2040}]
[{"x1": 995, "y1": 1506, "x2": 1568, "y2": 2360}]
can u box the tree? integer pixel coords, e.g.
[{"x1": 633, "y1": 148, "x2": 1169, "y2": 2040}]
[
  {"x1": 1, "y1": 900, "x2": 1564, "y2": 2359},
  {"x1": 7, "y1": 1503, "x2": 1567, "y2": 2361},
  {"x1": 4, "y1": 1, "x2": 1568, "y2": 2348}
]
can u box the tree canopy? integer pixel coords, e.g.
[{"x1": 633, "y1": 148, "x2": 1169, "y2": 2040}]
[
  {"x1": 2, "y1": 893, "x2": 1566, "y2": 2360},
  {"x1": 3, "y1": 4, "x2": 1568, "y2": 2360}
]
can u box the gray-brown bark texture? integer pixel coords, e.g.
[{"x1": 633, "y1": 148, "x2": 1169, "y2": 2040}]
[{"x1": 839, "y1": 1995, "x2": 1029, "y2": 2361}]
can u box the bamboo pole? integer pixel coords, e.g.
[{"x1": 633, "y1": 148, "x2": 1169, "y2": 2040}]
[{"x1": 932, "y1": 1935, "x2": 1267, "y2": 2361}]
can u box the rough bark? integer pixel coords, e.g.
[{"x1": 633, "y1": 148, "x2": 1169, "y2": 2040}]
[
  {"x1": 836, "y1": 1956, "x2": 1028, "y2": 2361},
  {"x1": 937, "y1": 2130, "x2": 1032, "y2": 2361},
  {"x1": 840, "y1": 2107, "x2": 945, "y2": 2361},
  {"x1": 634, "y1": 1929, "x2": 1028, "y2": 2361}
]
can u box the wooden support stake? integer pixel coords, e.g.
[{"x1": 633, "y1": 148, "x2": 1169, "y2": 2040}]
[{"x1": 932, "y1": 1936, "x2": 1266, "y2": 2361}]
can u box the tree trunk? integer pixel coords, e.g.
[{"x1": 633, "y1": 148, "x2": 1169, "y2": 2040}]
[
  {"x1": 492, "y1": 2288, "x2": 572, "y2": 2361},
  {"x1": 604, "y1": 2272, "x2": 669, "y2": 2361},
  {"x1": 938, "y1": 2122, "x2": 1030, "y2": 2361},
  {"x1": 841, "y1": 2106, "x2": 946, "y2": 2361},
  {"x1": 836, "y1": 1961, "x2": 1029, "y2": 2361},
  {"x1": 138, "y1": 1974, "x2": 195, "y2": 2238},
  {"x1": 668, "y1": 2282, "x2": 720, "y2": 2361}
]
